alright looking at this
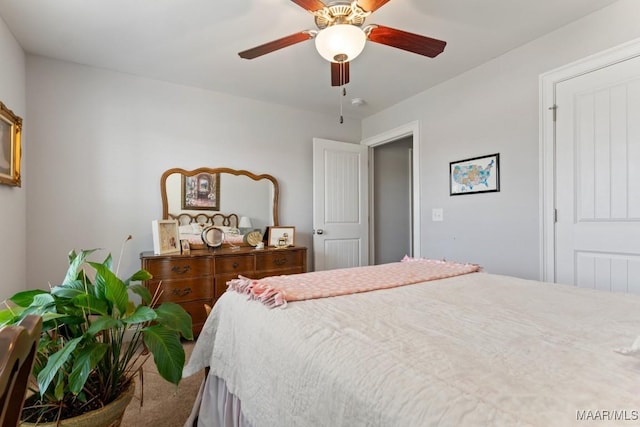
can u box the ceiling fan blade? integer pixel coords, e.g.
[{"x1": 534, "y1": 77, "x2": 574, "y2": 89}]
[
  {"x1": 357, "y1": 0, "x2": 392, "y2": 12},
  {"x1": 367, "y1": 25, "x2": 446, "y2": 58},
  {"x1": 290, "y1": 0, "x2": 327, "y2": 12},
  {"x1": 331, "y1": 61, "x2": 350, "y2": 86},
  {"x1": 238, "y1": 32, "x2": 313, "y2": 59}
]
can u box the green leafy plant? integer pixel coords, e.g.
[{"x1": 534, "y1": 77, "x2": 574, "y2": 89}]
[{"x1": 0, "y1": 238, "x2": 193, "y2": 423}]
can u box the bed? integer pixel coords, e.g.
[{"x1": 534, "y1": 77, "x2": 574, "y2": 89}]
[{"x1": 182, "y1": 260, "x2": 640, "y2": 427}]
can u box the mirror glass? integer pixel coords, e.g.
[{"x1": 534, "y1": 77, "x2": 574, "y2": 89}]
[{"x1": 161, "y1": 168, "x2": 279, "y2": 231}]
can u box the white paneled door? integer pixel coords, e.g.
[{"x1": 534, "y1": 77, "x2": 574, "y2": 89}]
[
  {"x1": 313, "y1": 138, "x2": 368, "y2": 271},
  {"x1": 555, "y1": 55, "x2": 640, "y2": 292}
]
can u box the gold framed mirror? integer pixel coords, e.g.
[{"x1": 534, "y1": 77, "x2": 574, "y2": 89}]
[{"x1": 160, "y1": 167, "x2": 279, "y2": 229}]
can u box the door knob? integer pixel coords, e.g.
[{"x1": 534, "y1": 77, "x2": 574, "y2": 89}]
[{"x1": 316, "y1": 229, "x2": 324, "y2": 235}]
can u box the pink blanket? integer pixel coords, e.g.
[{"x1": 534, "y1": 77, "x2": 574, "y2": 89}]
[{"x1": 227, "y1": 257, "x2": 481, "y2": 308}]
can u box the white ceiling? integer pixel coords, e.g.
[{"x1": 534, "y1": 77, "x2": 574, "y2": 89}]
[{"x1": 0, "y1": 0, "x2": 621, "y2": 119}]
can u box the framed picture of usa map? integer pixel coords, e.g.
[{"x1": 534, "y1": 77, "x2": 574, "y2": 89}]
[{"x1": 450, "y1": 153, "x2": 500, "y2": 196}]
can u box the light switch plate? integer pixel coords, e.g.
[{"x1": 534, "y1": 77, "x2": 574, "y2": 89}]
[{"x1": 432, "y1": 208, "x2": 444, "y2": 222}]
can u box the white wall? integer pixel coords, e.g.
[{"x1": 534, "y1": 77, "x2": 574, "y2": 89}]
[
  {"x1": 0, "y1": 16, "x2": 26, "y2": 300},
  {"x1": 25, "y1": 56, "x2": 360, "y2": 289},
  {"x1": 362, "y1": 0, "x2": 640, "y2": 280}
]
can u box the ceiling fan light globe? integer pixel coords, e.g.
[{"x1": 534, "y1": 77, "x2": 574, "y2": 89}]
[{"x1": 315, "y1": 24, "x2": 366, "y2": 62}]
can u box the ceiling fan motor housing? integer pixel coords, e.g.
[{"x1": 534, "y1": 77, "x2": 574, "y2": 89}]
[{"x1": 314, "y1": 1, "x2": 371, "y2": 29}]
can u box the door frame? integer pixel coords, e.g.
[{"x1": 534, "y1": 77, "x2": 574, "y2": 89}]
[
  {"x1": 362, "y1": 120, "x2": 421, "y2": 261},
  {"x1": 539, "y1": 37, "x2": 640, "y2": 282}
]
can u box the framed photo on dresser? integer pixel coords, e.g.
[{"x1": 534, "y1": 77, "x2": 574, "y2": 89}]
[
  {"x1": 268, "y1": 226, "x2": 295, "y2": 248},
  {"x1": 151, "y1": 219, "x2": 181, "y2": 255}
]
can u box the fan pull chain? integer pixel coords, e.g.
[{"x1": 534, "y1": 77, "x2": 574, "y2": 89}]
[
  {"x1": 339, "y1": 62, "x2": 345, "y2": 124},
  {"x1": 340, "y1": 86, "x2": 345, "y2": 124}
]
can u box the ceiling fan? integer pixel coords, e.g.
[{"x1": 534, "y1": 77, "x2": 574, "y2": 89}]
[{"x1": 238, "y1": 0, "x2": 447, "y2": 87}]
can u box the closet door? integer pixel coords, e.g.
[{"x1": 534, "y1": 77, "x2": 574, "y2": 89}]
[{"x1": 555, "y1": 55, "x2": 640, "y2": 292}]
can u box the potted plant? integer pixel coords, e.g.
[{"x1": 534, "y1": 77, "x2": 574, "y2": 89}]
[{"x1": 0, "y1": 237, "x2": 193, "y2": 426}]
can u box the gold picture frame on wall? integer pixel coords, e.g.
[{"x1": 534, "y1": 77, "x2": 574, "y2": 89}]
[{"x1": 0, "y1": 101, "x2": 22, "y2": 187}]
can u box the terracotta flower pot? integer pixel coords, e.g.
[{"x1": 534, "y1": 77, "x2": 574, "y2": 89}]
[{"x1": 20, "y1": 380, "x2": 135, "y2": 427}]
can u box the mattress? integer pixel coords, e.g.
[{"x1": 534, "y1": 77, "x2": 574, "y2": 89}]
[{"x1": 183, "y1": 272, "x2": 640, "y2": 426}]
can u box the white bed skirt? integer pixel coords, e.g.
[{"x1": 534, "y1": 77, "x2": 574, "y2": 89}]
[{"x1": 185, "y1": 374, "x2": 253, "y2": 427}]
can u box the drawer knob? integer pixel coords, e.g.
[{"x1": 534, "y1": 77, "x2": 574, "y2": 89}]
[
  {"x1": 273, "y1": 257, "x2": 288, "y2": 266},
  {"x1": 171, "y1": 265, "x2": 191, "y2": 275},
  {"x1": 171, "y1": 287, "x2": 192, "y2": 297},
  {"x1": 232, "y1": 262, "x2": 239, "y2": 269}
]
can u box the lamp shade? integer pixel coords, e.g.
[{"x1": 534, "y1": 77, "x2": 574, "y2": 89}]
[
  {"x1": 239, "y1": 216, "x2": 253, "y2": 229},
  {"x1": 315, "y1": 24, "x2": 366, "y2": 62}
]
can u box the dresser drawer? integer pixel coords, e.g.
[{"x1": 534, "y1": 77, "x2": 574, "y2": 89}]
[
  {"x1": 215, "y1": 255, "x2": 254, "y2": 275},
  {"x1": 180, "y1": 299, "x2": 210, "y2": 335},
  {"x1": 144, "y1": 258, "x2": 212, "y2": 279},
  {"x1": 256, "y1": 250, "x2": 304, "y2": 271},
  {"x1": 147, "y1": 278, "x2": 212, "y2": 303}
]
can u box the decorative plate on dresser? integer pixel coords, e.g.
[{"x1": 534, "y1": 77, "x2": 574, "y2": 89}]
[
  {"x1": 245, "y1": 230, "x2": 263, "y2": 246},
  {"x1": 201, "y1": 226, "x2": 224, "y2": 248}
]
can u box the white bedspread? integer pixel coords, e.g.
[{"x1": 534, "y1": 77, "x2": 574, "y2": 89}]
[{"x1": 183, "y1": 272, "x2": 640, "y2": 426}]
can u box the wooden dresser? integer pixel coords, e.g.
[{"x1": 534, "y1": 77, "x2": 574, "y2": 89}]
[{"x1": 140, "y1": 246, "x2": 307, "y2": 335}]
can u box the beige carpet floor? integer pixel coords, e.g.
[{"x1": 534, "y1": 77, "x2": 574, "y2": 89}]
[{"x1": 121, "y1": 342, "x2": 203, "y2": 427}]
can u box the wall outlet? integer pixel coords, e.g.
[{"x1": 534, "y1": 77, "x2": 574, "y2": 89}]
[{"x1": 432, "y1": 208, "x2": 444, "y2": 222}]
